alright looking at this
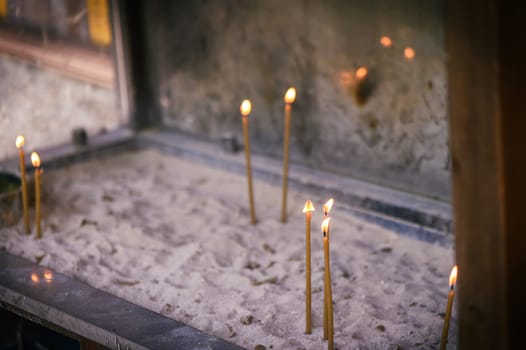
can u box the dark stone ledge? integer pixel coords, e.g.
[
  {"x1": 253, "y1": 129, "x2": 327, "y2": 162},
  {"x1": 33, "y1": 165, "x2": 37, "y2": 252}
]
[{"x1": 0, "y1": 251, "x2": 245, "y2": 350}]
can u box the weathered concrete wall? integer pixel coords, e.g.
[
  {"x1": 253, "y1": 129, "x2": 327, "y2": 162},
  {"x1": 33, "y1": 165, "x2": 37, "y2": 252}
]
[
  {"x1": 150, "y1": 0, "x2": 449, "y2": 200},
  {"x1": 0, "y1": 56, "x2": 120, "y2": 160}
]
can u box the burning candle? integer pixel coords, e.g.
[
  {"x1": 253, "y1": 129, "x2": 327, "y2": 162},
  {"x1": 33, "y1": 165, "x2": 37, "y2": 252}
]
[
  {"x1": 323, "y1": 198, "x2": 334, "y2": 217},
  {"x1": 240, "y1": 99, "x2": 256, "y2": 224},
  {"x1": 303, "y1": 200, "x2": 315, "y2": 334},
  {"x1": 404, "y1": 47, "x2": 416, "y2": 60},
  {"x1": 380, "y1": 35, "x2": 393, "y2": 48},
  {"x1": 353, "y1": 67, "x2": 371, "y2": 105},
  {"x1": 31, "y1": 152, "x2": 42, "y2": 239},
  {"x1": 16, "y1": 136, "x2": 30, "y2": 234},
  {"x1": 322, "y1": 217, "x2": 334, "y2": 350},
  {"x1": 281, "y1": 87, "x2": 296, "y2": 223},
  {"x1": 355, "y1": 67, "x2": 368, "y2": 81},
  {"x1": 322, "y1": 198, "x2": 334, "y2": 340},
  {"x1": 440, "y1": 265, "x2": 458, "y2": 350}
]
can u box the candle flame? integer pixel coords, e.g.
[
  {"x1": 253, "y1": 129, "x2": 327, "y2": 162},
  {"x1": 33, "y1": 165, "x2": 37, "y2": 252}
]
[
  {"x1": 404, "y1": 47, "x2": 415, "y2": 60},
  {"x1": 356, "y1": 67, "x2": 368, "y2": 80},
  {"x1": 323, "y1": 198, "x2": 334, "y2": 216},
  {"x1": 449, "y1": 265, "x2": 458, "y2": 289},
  {"x1": 16, "y1": 135, "x2": 25, "y2": 149},
  {"x1": 284, "y1": 87, "x2": 296, "y2": 104},
  {"x1": 31, "y1": 152, "x2": 41, "y2": 168},
  {"x1": 240, "y1": 99, "x2": 252, "y2": 116},
  {"x1": 44, "y1": 270, "x2": 53, "y2": 282},
  {"x1": 31, "y1": 273, "x2": 40, "y2": 283},
  {"x1": 321, "y1": 217, "x2": 331, "y2": 237},
  {"x1": 380, "y1": 36, "x2": 392, "y2": 47},
  {"x1": 303, "y1": 200, "x2": 315, "y2": 213}
]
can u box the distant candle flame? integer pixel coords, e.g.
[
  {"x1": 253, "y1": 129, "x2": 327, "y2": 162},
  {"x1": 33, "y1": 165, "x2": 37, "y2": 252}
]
[
  {"x1": 240, "y1": 99, "x2": 252, "y2": 116},
  {"x1": 303, "y1": 200, "x2": 315, "y2": 213},
  {"x1": 356, "y1": 67, "x2": 368, "y2": 80},
  {"x1": 404, "y1": 47, "x2": 415, "y2": 60},
  {"x1": 380, "y1": 36, "x2": 392, "y2": 48},
  {"x1": 339, "y1": 70, "x2": 353, "y2": 89},
  {"x1": 449, "y1": 265, "x2": 458, "y2": 289},
  {"x1": 31, "y1": 152, "x2": 41, "y2": 168},
  {"x1": 323, "y1": 198, "x2": 334, "y2": 216},
  {"x1": 321, "y1": 217, "x2": 331, "y2": 237},
  {"x1": 16, "y1": 135, "x2": 25, "y2": 149},
  {"x1": 44, "y1": 270, "x2": 53, "y2": 282},
  {"x1": 31, "y1": 273, "x2": 40, "y2": 283},
  {"x1": 284, "y1": 87, "x2": 296, "y2": 104}
]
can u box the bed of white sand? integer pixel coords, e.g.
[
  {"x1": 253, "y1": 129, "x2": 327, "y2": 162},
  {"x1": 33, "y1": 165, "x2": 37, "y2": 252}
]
[{"x1": 0, "y1": 149, "x2": 456, "y2": 350}]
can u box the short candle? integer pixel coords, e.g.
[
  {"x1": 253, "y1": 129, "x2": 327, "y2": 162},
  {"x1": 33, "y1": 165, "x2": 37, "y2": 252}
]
[
  {"x1": 440, "y1": 265, "x2": 458, "y2": 350},
  {"x1": 31, "y1": 152, "x2": 43, "y2": 239},
  {"x1": 16, "y1": 136, "x2": 30, "y2": 234}
]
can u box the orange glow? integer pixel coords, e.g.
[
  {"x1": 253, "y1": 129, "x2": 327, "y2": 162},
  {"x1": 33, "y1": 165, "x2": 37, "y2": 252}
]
[
  {"x1": 404, "y1": 47, "x2": 415, "y2": 60},
  {"x1": 321, "y1": 217, "x2": 331, "y2": 237},
  {"x1": 355, "y1": 67, "x2": 368, "y2": 80},
  {"x1": 323, "y1": 198, "x2": 334, "y2": 216},
  {"x1": 44, "y1": 270, "x2": 53, "y2": 282},
  {"x1": 31, "y1": 152, "x2": 41, "y2": 168},
  {"x1": 284, "y1": 87, "x2": 296, "y2": 104},
  {"x1": 16, "y1": 135, "x2": 25, "y2": 149},
  {"x1": 31, "y1": 273, "x2": 40, "y2": 283},
  {"x1": 339, "y1": 70, "x2": 353, "y2": 89},
  {"x1": 240, "y1": 99, "x2": 252, "y2": 117},
  {"x1": 303, "y1": 200, "x2": 315, "y2": 213},
  {"x1": 449, "y1": 265, "x2": 458, "y2": 289},
  {"x1": 380, "y1": 36, "x2": 392, "y2": 48}
]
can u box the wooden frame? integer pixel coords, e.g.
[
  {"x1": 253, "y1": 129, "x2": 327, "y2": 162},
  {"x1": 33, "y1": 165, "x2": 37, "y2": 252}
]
[{"x1": 447, "y1": 0, "x2": 526, "y2": 348}]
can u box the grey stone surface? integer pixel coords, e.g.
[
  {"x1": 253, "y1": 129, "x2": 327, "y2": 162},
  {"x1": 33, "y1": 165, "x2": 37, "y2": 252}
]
[
  {"x1": 0, "y1": 251, "x2": 245, "y2": 350},
  {"x1": 0, "y1": 56, "x2": 121, "y2": 161},
  {"x1": 143, "y1": 0, "x2": 449, "y2": 200}
]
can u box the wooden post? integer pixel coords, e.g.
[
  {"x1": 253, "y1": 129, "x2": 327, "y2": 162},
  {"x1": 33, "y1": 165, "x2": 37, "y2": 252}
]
[
  {"x1": 447, "y1": 0, "x2": 526, "y2": 348},
  {"x1": 80, "y1": 338, "x2": 105, "y2": 350}
]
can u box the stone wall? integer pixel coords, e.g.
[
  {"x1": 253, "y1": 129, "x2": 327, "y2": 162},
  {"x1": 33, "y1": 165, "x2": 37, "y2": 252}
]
[
  {"x1": 144, "y1": 0, "x2": 449, "y2": 200},
  {"x1": 0, "y1": 56, "x2": 119, "y2": 160}
]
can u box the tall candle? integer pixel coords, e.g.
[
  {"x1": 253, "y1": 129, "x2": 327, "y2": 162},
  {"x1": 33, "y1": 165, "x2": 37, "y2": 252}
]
[
  {"x1": 240, "y1": 99, "x2": 256, "y2": 224},
  {"x1": 440, "y1": 265, "x2": 458, "y2": 350},
  {"x1": 31, "y1": 152, "x2": 42, "y2": 239},
  {"x1": 322, "y1": 217, "x2": 334, "y2": 350},
  {"x1": 16, "y1": 136, "x2": 30, "y2": 233},
  {"x1": 281, "y1": 87, "x2": 296, "y2": 223},
  {"x1": 322, "y1": 198, "x2": 334, "y2": 339},
  {"x1": 303, "y1": 200, "x2": 315, "y2": 334}
]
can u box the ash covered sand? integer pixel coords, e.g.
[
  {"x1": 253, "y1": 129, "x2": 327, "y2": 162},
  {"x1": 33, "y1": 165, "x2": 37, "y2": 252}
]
[{"x1": 0, "y1": 148, "x2": 456, "y2": 349}]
